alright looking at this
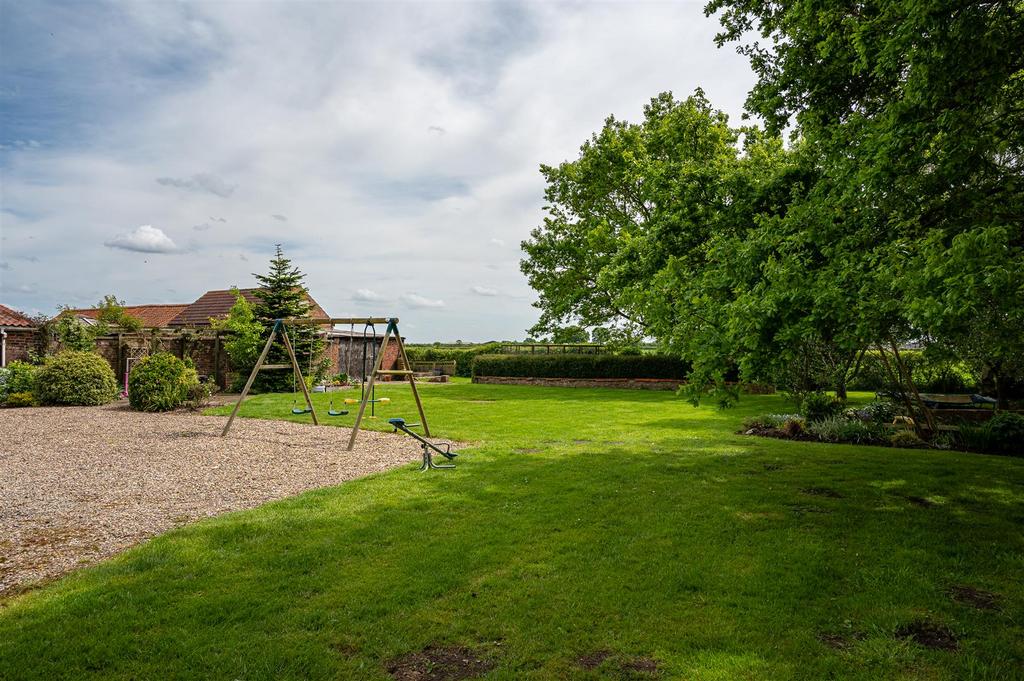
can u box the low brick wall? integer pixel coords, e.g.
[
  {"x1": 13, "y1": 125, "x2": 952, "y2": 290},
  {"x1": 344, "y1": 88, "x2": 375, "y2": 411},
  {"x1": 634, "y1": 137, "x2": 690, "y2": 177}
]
[
  {"x1": 2, "y1": 328, "x2": 39, "y2": 365},
  {"x1": 473, "y1": 376, "x2": 775, "y2": 393}
]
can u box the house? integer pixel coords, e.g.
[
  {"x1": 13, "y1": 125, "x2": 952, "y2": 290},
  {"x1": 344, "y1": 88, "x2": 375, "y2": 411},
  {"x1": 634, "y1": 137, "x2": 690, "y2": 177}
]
[
  {"x1": 168, "y1": 288, "x2": 329, "y2": 327},
  {"x1": 0, "y1": 304, "x2": 38, "y2": 366},
  {"x1": 55, "y1": 289, "x2": 399, "y2": 385},
  {"x1": 68, "y1": 304, "x2": 190, "y2": 329}
]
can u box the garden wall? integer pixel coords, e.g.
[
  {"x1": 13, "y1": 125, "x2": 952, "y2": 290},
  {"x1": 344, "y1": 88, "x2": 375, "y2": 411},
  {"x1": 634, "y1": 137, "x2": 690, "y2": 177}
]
[{"x1": 1, "y1": 328, "x2": 38, "y2": 365}]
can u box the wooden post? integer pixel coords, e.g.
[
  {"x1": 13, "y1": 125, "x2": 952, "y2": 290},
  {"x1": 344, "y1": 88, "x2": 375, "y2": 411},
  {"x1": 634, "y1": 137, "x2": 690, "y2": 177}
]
[
  {"x1": 213, "y1": 332, "x2": 222, "y2": 388},
  {"x1": 222, "y1": 322, "x2": 279, "y2": 436},
  {"x1": 395, "y1": 329, "x2": 430, "y2": 437},
  {"x1": 281, "y1": 324, "x2": 318, "y2": 425},
  {"x1": 347, "y1": 323, "x2": 392, "y2": 450}
]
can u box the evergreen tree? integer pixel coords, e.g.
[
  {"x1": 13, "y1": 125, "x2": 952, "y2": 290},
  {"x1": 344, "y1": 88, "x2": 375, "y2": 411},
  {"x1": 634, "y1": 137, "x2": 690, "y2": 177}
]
[{"x1": 251, "y1": 245, "x2": 327, "y2": 392}]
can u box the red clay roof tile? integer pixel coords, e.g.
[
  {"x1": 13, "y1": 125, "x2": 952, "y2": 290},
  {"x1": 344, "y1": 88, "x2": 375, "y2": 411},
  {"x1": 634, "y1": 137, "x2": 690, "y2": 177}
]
[
  {"x1": 169, "y1": 288, "x2": 329, "y2": 327},
  {"x1": 68, "y1": 304, "x2": 190, "y2": 329},
  {"x1": 0, "y1": 304, "x2": 37, "y2": 327}
]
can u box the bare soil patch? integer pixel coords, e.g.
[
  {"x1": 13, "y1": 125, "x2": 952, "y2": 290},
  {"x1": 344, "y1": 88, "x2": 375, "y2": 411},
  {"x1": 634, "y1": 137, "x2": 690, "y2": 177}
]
[
  {"x1": 577, "y1": 650, "x2": 612, "y2": 669},
  {"x1": 817, "y1": 631, "x2": 865, "y2": 650},
  {"x1": 895, "y1": 620, "x2": 959, "y2": 651},
  {"x1": 0, "y1": 403, "x2": 453, "y2": 597},
  {"x1": 947, "y1": 585, "x2": 1001, "y2": 611},
  {"x1": 386, "y1": 645, "x2": 495, "y2": 680},
  {"x1": 621, "y1": 656, "x2": 660, "y2": 675}
]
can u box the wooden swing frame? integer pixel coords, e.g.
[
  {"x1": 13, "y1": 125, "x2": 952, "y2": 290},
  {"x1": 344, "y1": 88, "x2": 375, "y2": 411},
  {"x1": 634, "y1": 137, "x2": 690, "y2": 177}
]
[{"x1": 220, "y1": 317, "x2": 429, "y2": 451}]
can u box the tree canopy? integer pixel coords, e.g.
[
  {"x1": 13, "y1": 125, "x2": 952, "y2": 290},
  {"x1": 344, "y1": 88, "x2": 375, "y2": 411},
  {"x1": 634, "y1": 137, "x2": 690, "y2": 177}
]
[{"x1": 521, "y1": 1, "x2": 1024, "y2": 407}]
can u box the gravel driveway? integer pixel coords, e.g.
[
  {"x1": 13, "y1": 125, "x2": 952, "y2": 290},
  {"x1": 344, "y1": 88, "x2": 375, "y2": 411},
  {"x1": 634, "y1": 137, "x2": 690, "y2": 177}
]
[{"x1": 0, "y1": 403, "x2": 435, "y2": 597}]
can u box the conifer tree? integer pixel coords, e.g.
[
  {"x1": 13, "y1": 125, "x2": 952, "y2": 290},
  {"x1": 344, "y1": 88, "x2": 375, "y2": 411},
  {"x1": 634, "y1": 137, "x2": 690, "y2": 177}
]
[{"x1": 252, "y1": 245, "x2": 327, "y2": 392}]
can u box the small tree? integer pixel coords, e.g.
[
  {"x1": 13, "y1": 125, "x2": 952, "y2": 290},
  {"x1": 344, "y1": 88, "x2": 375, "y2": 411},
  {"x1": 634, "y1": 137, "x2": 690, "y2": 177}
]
[
  {"x1": 94, "y1": 295, "x2": 143, "y2": 333},
  {"x1": 51, "y1": 312, "x2": 96, "y2": 352},
  {"x1": 210, "y1": 289, "x2": 264, "y2": 391},
  {"x1": 251, "y1": 245, "x2": 328, "y2": 392}
]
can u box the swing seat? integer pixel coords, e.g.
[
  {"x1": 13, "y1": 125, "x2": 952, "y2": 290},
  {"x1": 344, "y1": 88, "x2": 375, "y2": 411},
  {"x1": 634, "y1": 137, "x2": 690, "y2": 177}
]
[
  {"x1": 344, "y1": 398, "x2": 358, "y2": 405},
  {"x1": 328, "y1": 409, "x2": 348, "y2": 417},
  {"x1": 291, "y1": 407, "x2": 313, "y2": 415}
]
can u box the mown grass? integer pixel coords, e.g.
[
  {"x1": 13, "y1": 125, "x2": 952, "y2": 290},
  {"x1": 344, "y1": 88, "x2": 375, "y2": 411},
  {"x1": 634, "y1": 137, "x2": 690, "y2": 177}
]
[{"x1": 1, "y1": 382, "x2": 1022, "y2": 680}]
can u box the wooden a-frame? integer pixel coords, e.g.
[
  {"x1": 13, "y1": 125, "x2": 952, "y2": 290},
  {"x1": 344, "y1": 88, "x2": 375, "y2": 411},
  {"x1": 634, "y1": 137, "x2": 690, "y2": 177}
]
[
  {"x1": 220, "y1": 317, "x2": 430, "y2": 452},
  {"x1": 221, "y1": 319, "x2": 316, "y2": 437}
]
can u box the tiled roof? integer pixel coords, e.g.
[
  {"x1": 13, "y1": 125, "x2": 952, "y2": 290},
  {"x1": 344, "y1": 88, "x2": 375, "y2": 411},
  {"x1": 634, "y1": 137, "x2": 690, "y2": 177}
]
[
  {"x1": 69, "y1": 304, "x2": 190, "y2": 329},
  {"x1": 0, "y1": 304, "x2": 36, "y2": 327},
  {"x1": 169, "y1": 288, "x2": 329, "y2": 327}
]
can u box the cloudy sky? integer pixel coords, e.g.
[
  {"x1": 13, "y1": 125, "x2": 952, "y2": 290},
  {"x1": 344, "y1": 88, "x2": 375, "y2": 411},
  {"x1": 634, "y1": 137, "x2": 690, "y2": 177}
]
[{"x1": 0, "y1": 0, "x2": 754, "y2": 341}]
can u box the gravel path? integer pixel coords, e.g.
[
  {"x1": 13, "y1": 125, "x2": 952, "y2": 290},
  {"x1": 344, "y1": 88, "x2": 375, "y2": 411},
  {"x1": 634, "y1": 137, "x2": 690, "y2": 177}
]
[{"x1": 0, "y1": 403, "x2": 440, "y2": 597}]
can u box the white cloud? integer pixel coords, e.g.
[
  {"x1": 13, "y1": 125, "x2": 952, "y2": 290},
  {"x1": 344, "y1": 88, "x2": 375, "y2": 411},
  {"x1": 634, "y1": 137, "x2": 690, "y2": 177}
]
[
  {"x1": 192, "y1": 223, "x2": 212, "y2": 231},
  {"x1": 0, "y1": 1, "x2": 755, "y2": 338},
  {"x1": 470, "y1": 285, "x2": 498, "y2": 296},
  {"x1": 104, "y1": 225, "x2": 179, "y2": 253},
  {"x1": 271, "y1": 214, "x2": 288, "y2": 221},
  {"x1": 400, "y1": 293, "x2": 445, "y2": 308},
  {"x1": 353, "y1": 288, "x2": 385, "y2": 302}
]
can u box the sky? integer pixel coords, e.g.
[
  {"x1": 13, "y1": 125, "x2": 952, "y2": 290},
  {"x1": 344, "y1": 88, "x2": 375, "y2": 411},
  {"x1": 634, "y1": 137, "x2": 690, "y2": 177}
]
[{"x1": 0, "y1": 0, "x2": 755, "y2": 342}]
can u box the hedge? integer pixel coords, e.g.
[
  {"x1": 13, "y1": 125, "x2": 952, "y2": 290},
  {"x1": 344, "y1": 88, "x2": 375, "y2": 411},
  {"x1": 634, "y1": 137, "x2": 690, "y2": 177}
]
[
  {"x1": 472, "y1": 354, "x2": 691, "y2": 380},
  {"x1": 33, "y1": 351, "x2": 119, "y2": 406},
  {"x1": 405, "y1": 343, "x2": 502, "y2": 377}
]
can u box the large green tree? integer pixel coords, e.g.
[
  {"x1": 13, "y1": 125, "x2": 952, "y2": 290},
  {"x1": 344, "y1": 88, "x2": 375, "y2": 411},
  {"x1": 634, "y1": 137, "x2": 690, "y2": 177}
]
[
  {"x1": 521, "y1": 91, "x2": 771, "y2": 341},
  {"x1": 705, "y1": 0, "x2": 1024, "y2": 403},
  {"x1": 251, "y1": 245, "x2": 328, "y2": 392}
]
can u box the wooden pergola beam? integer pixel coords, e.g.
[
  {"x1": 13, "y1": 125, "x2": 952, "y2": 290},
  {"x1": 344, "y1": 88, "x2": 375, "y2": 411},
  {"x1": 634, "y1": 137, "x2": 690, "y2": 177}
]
[{"x1": 281, "y1": 317, "x2": 395, "y2": 326}]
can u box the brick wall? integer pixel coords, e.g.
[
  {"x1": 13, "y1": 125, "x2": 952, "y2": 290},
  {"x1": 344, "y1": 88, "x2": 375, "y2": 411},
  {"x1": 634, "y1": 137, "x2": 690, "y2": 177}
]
[
  {"x1": 90, "y1": 332, "x2": 228, "y2": 387},
  {"x1": 2, "y1": 328, "x2": 39, "y2": 365}
]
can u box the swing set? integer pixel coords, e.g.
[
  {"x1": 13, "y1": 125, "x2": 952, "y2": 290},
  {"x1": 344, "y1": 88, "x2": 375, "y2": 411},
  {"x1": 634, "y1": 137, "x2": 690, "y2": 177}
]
[{"x1": 220, "y1": 316, "x2": 430, "y2": 451}]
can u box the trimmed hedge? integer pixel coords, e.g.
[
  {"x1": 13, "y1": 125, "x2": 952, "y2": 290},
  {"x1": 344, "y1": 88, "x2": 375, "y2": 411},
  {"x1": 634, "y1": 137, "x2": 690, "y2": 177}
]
[
  {"x1": 128, "y1": 352, "x2": 199, "y2": 412},
  {"x1": 34, "y1": 351, "x2": 119, "y2": 406},
  {"x1": 405, "y1": 343, "x2": 502, "y2": 378},
  {"x1": 472, "y1": 353, "x2": 691, "y2": 380}
]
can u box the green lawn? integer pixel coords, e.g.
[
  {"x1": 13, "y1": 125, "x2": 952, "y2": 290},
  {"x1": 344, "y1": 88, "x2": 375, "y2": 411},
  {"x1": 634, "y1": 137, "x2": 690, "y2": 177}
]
[{"x1": 1, "y1": 382, "x2": 1022, "y2": 680}]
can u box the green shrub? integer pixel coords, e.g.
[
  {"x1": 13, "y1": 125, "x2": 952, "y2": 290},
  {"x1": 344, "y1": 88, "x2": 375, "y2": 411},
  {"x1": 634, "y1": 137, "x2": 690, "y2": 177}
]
[
  {"x1": 958, "y1": 423, "x2": 995, "y2": 453},
  {"x1": 183, "y1": 378, "x2": 216, "y2": 410},
  {"x1": 33, "y1": 351, "x2": 119, "y2": 406},
  {"x1": 781, "y1": 418, "x2": 804, "y2": 437},
  {"x1": 846, "y1": 400, "x2": 899, "y2": 424},
  {"x1": 985, "y1": 412, "x2": 1024, "y2": 456},
  {"x1": 128, "y1": 352, "x2": 198, "y2": 412},
  {"x1": 4, "y1": 361, "x2": 38, "y2": 394},
  {"x1": 890, "y1": 430, "x2": 925, "y2": 448},
  {"x1": 472, "y1": 353, "x2": 691, "y2": 380},
  {"x1": 807, "y1": 415, "x2": 886, "y2": 444},
  {"x1": 4, "y1": 391, "x2": 36, "y2": 408},
  {"x1": 743, "y1": 413, "x2": 802, "y2": 430},
  {"x1": 800, "y1": 392, "x2": 844, "y2": 422},
  {"x1": 406, "y1": 343, "x2": 502, "y2": 377}
]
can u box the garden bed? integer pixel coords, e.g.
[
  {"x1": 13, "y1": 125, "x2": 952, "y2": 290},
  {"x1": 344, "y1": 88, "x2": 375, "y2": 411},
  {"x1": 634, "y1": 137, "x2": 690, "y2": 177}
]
[{"x1": 0, "y1": 403, "x2": 437, "y2": 597}]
